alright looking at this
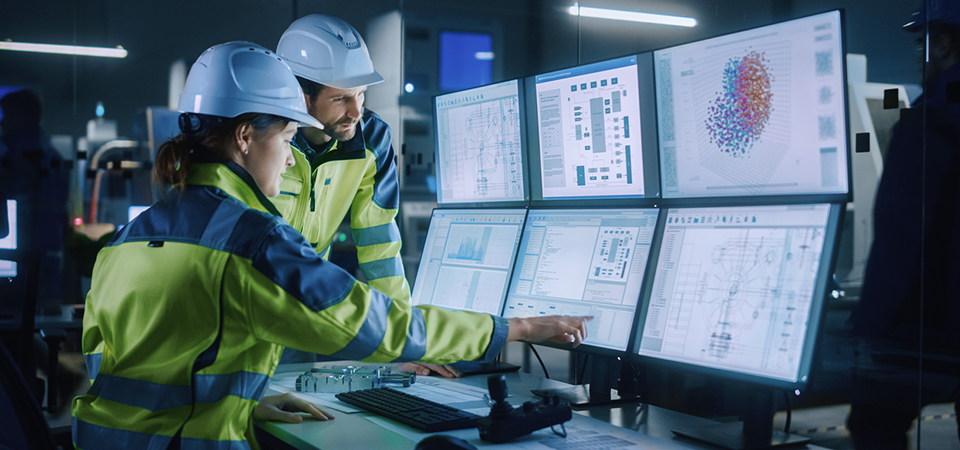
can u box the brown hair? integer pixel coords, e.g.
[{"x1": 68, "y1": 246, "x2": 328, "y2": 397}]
[{"x1": 153, "y1": 113, "x2": 290, "y2": 190}]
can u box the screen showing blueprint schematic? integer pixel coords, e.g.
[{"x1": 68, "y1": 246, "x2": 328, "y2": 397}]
[
  {"x1": 411, "y1": 209, "x2": 527, "y2": 315},
  {"x1": 435, "y1": 80, "x2": 526, "y2": 204},
  {"x1": 503, "y1": 209, "x2": 658, "y2": 351},
  {"x1": 655, "y1": 11, "x2": 848, "y2": 198},
  {"x1": 637, "y1": 204, "x2": 831, "y2": 382},
  {"x1": 535, "y1": 56, "x2": 646, "y2": 199}
]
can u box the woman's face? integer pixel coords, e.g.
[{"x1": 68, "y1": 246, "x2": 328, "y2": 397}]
[{"x1": 243, "y1": 121, "x2": 297, "y2": 197}]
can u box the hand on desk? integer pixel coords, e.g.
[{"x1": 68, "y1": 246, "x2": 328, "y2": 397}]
[
  {"x1": 255, "y1": 392, "x2": 335, "y2": 423},
  {"x1": 508, "y1": 315, "x2": 593, "y2": 347},
  {"x1": 398, "y1": 362, "x2": 463, "y2": 378}
]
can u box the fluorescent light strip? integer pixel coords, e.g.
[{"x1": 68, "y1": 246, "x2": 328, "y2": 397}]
[
  {"x1": 0, "y1": 41, "x2": 127, "y2": 58},
  {"x1": 568, "y1": 4, "x2": 697, "y2": 27}
]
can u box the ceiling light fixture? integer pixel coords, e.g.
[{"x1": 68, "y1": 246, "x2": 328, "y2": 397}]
[
  {"x1": 0, "y1": 40, "x2": 127, "y2": 58},
  {"x1": 568, "y1": 4, "x2": 697, "y2": 27}
]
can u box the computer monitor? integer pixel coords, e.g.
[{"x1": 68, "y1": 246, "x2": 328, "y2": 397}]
[
  {"x1": 410, "y1": 208, "x2": 527, "y2": 316},
  {"x1": 433, "y1": 80, "x2": 527, "y2": 205},
  {"x1": 528, "y1": 55, "x2": 660, "y2": 201},
  {"x1": 655, "y1": 10, "x2": 849, "y2": 201},
  {"x1": 0, "y1": 199, "x2": 17, "y2": 277},
  {"x1": 633, "y1": 203, "x2": 842, "y2": 449},
  {"x1": 503, "y1": 208, "x2": 659, "y2": 353}
]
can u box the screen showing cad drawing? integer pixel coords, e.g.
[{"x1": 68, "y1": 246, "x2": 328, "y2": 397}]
[
  {"x1": 655, "y1": 11, "x2": 848, "y2": 198},
  {"x1": 535, "y1": 56, "x2": 646, "y2": 199},
  {"x1": 435, "y1": 80, "x2": 525, "y2": 203},
  {"x1": 503, "y1": 209, "x2": 658, "y2": 351},
  {"x1": 638, "y1": 204, "x2": 831, "y2": 382},
  {"x1": 411, "y1": 209, "x2": 526, "y2": 315}
]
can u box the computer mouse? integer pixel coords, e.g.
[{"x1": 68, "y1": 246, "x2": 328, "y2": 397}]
[{"x1": 414, "y1": 434, "x2": 477, "y2": 450}]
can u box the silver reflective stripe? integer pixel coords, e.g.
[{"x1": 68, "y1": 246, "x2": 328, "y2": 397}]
[
  {"x1": 398, "y1": 306, "x2": 427, "y2": 361},
  {"x1": 358, "y1": 256, "x2": 404, "y2": 280},
  {"x1": 199, "y1": 199, "x2": 247, "y2": 250},
  {"x1": 92, "y1": 374, "x2": 192, "y2": 411},
  {"x1": 84, "y1": 352, "x2": 102, "y2": 380},
  {"x1": 194, "y1": 371, "x2": 270, "y2": 403},
  {"x1": 73, "y1": 417, "x2": 174, "y2": 450},
  {"x1": 330, "y1": 293, "x2": 393, "y2": 360},
  {"x1": 352, "y1": 222, "x2": 401, "y2": 247}
]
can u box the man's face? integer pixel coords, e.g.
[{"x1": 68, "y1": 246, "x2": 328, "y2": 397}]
[{"x1": 306, "y1": 86, "x2": 366, "y2": 142}]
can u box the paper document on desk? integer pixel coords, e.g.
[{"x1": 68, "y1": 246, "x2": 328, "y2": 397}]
[
  {"x1": 268, "y1": 371, "x2": 487, "y2": 413},
  {"x1": 267, "y1": 372, "x2": 364, "y2": 413},
  {"x1": 366, "y1": 412, "x2": 692, "y2": 449},
  {"x1": 402, "y1": 376, "x2": 489, "y2": 404}
]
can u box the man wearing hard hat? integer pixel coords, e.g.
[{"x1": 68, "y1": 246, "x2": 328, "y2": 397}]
[
  {"x1": 274, "y1": 16, "x2": 460, "y2": 376},
  {"x1": 274, "y1": 14, "x2": 406, "y2": 304}
]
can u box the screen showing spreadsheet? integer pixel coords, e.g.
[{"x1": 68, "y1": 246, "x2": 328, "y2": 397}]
[
  {"x1": 411, "y1": 209, "x2": 527, "y2": 315},
  {"x1": 637, "y1": 204, "x2": 833, "y2": 382},
  {"x1": 534, "y1": 56, "x2": 647, "y2": 200},
  {"x1": 434, "y1": 80, "x2": 526, "y2": 204},
  {"x1": 655, "y1": 11, "x2": 848, "y2": 198},
  {"x1": 503, "y1": 209, "x2": 659, "y2": 351}
]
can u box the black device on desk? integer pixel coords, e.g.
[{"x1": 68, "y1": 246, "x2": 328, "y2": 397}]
[
  {"x1": 478, "y1": 374, "x2": 572, "y2": 444},
  {"x1": 335, "y1": 387, "x2": 482, "y2": 432}
]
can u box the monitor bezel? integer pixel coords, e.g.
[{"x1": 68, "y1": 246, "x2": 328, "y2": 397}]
[
  {"x1": 504, "y1": 205, "x2": 663, "y2": 357},
  {"x1": 432, "y1": 78, "x2": 531, "y2": 208},
  {"x1": 650, "y1": 9, "x2": 852, "y2": 205},
  {"x1": 627, "y1": 202, "x2": 844, "y2": 391}
]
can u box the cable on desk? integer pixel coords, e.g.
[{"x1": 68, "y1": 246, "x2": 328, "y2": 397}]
[
  {"x1": 527, "y1": 343, "x2": 550, "y2": 379},
  {"x1": 782, "y1": 389, "x2": 792, "y2": 434},
  {"x1": 550, "y1": 422, "x2": 568, "y2": 438},
  {"x1": 576, "y1": 354, "x2": 589, "y2": 385}
]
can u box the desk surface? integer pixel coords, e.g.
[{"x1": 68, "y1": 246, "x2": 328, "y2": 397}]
[{"x1": 256, "y1": 363, "x2": 832, "y2": 450}]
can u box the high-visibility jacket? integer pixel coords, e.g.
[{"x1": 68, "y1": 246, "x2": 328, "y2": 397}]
[
  {"x1": 274, "y1": 109, "x2": 410, "y2": 303},
  {"x1": 72, "y1": 156, "x2": 508, "y2": 450}
]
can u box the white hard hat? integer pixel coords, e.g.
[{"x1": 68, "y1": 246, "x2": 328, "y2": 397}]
[
  {"x1": 277, "y1": 14, "x2": 384, "y2": 90},
  {"x1": 178, "y1": 41, "x2": 322, "y2": 129}
]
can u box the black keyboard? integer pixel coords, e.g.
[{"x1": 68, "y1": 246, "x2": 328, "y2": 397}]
[{"x1": 336, "y1": 387, "x2": 482, "y2": 432}]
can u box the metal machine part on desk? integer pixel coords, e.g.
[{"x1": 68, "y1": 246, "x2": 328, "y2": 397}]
[{"x1": 295, "y1": 366, "x2": 417, "y2": 393}]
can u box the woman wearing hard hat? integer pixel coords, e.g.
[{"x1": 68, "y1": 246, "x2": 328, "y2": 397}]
[{"x1": 71, "y1": 41, "x2": 590, "y2": 449}]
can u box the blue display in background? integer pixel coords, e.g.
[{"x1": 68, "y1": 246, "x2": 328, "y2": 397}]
[
  {"x1": 439, "y1": 31, "x2": 493, "y2": 92},
  {"x1": 0, "y1": 86, "x2": 28, "y2": 125}
]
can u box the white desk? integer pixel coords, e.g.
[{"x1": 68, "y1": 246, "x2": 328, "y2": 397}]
[{"x1": 255, "y1": 363, "x2": 832, "y2": 450}]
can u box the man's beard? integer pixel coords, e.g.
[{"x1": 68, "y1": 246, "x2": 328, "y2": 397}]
[{"x1": 323, "y1": 119, "x2": 359, "y2": 142}]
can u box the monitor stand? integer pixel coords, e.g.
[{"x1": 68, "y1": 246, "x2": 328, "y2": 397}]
[
  {"x1": 671, "y1": 389, "x2": 810, "y2": 450},
  {"x1": 529, "y1": 355, "x2": 642, "y2": 409}
]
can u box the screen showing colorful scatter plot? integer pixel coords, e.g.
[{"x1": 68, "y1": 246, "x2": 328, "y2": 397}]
[{"x1": 655, "y1": 11, "x2": 848, "y2": 199}]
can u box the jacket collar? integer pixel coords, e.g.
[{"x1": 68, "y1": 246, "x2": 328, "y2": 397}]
[
  {"x1": 185, "y1": 152, "x2": 281, "y2": 217},
  {"x1": 293, "y1": 120, "x2": 367, "y2": 158}
]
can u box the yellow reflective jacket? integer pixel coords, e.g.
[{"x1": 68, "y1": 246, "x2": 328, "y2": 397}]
[
  {"x1": 72, "y1": 156, "x2": 507, "y2": 450},
  {"x1": 273, "y1": 109, "x2": 411, "y2": 303}
]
